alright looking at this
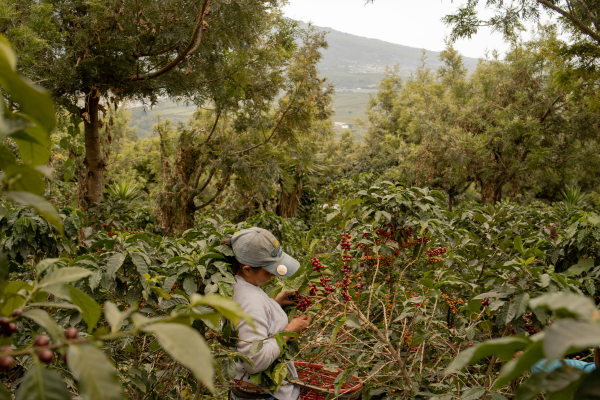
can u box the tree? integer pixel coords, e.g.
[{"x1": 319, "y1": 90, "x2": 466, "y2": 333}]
[
  {"x1": 359, "y1": 33, "x2": 600, "y2": 205},
  {"x1": 440, "y1": 0, "x2": 600, "y2": 46},
  {"x1": 153, "y1": 27, "x2": 334, "y2": 233},
  {"x1": 1, "y1": 0, "x2": 296, "y2": 206}
]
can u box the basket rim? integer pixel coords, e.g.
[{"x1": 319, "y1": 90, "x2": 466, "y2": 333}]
[{"x1": 294, "y1": 362, "x2": 363, "y2": 394}]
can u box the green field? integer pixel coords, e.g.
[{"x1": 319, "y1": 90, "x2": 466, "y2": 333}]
[
  {"x1": 129, "y1": 93, "x2": 372, "y2": 140},
  {"x1": 129, "y1": 100, "x2": 197, "y2": 138}
]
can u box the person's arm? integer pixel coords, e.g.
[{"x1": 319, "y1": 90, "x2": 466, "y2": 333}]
[{"x1": 531, "y1": 359, "x2": 595, "y2": 374}]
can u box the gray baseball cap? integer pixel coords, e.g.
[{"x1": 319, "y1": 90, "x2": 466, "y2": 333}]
[{"x1": 230, "y1": 227, "x2": 300, "y2": 278}]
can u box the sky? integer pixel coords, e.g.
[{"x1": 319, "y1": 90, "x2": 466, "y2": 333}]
[{"x1": 283, "y1": 0, "x2": 540, "y2": 59}]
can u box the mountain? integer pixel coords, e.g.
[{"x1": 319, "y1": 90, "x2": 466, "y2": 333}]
[
  {"x1": 312, "y1": 24, "x2": 478, "y2": 87},
  {"x1": 129, "y1": 24, "x2": 481, "y2": 138}
]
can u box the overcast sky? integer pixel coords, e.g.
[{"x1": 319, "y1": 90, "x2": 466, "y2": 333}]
[{"x1": 283, "y1": 0, "x2": 540, "y2": 59}]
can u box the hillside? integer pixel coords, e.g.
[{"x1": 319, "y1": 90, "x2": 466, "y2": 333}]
[
  {"x1": 129, "y1": 24, "x2": 480, "y2": 138},
  {"x1": 311, "y1": 24, "x2": 479, "y2": 88}
]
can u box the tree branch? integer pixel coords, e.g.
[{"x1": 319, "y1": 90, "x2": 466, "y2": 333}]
[
  {"x1": 537, "y1": 0, "x2": 600, "y2": 43},
  {"x1": 195, "y1": 173, "x2": 231, "y2": 210},
  {"x1": 203, "y1": 110, "x2": 221, "y2": 146},
  {"x1": 539, "y1": 94, "x2": 564, "y2": 122},
  {"x1": 233, "y1": 93, "x2": 298, "y2": 156},
  {"x1": 196, "y1": 167, "x2": 216, "y2": 192},
  {"x1": 128, "y1": 0, "x2": 211, "y2": 81}
]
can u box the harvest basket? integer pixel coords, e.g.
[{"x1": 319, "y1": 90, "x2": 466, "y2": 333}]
[{"x1": 293, "y1": 362, "x2": 363, "y2": 400}]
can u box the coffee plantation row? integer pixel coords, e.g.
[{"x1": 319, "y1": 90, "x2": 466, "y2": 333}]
[{"x1": 2, "y1": 180, "x2": 600, "y2": 399}]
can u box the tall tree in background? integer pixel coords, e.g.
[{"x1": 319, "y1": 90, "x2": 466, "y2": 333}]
[
  {"x1": 1, "y1": 0, "x2": 294, "y2": 206},
  {"x1": 154, "y1": 28, "x2": 334, "y2": 233}
]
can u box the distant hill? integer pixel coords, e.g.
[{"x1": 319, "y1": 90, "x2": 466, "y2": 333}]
[
  {"x1": 128, "y1": 24, "x2": 481, "y2": 138},
  {"x1": 310, "y1": 23, "x2": 479, "y2": 89}
]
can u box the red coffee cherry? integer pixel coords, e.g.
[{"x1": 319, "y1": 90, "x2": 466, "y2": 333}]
[
  {"x1": 6, "y1": 323, "x2": 17, "y2": 335},
  {"x1": 38, "y1": 349, "x2": 54, "y2": 364},
  {"x1": 0, "y1": 356, "x2": 14, "y2": 370},
  {"x1": 0, "y1": 346, "x2": 11, "y2": 353},
  {"x1": 11, "y1": 309, "x2": 23, "y2": 317},
  {"x1": 0, "y1": 317, "x2": 9, "y2": 327},
  {"x1": 34, "y1": 335, "x2": 50, "y2": 347},
  {"x1": 66, "y1": 327, "x2": 78, "y2": 339}
]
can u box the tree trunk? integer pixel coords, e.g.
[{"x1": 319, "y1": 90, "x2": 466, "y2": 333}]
[
  {"x1": 83, "y1": 89, "x2": 104, "y2": 204},
  {"x1": 448, "y1": 193, "x2": 454, "y2": 212}
]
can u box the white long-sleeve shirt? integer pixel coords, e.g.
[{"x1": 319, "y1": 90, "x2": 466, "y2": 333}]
[{"x1": 233, "y1": 275, "x2": 300, "y2": 400}]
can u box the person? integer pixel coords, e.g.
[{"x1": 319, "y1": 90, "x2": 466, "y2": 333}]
[
  {"x1": 222, "y1": 227, "x2": 311, "y2": 400},
  {"x1": 530, "y1": 348, "x2": 599, "y2": 374}
]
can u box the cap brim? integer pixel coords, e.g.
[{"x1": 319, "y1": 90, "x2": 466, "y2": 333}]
[{"x1": 264, "y1": 252, "x2": 300, "y2": 278}]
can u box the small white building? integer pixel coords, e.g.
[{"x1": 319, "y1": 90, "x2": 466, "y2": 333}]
[{"x1": 333, "y1": 121, "x2": 349, "y2": 129}]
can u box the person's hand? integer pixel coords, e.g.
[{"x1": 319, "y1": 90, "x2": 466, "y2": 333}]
[
  {"x1": 284, "y1": 315, "x2": 312, "y2": 339},
  {"x1": 275, "y1": 289, "x2": 297, "y2": 307}
]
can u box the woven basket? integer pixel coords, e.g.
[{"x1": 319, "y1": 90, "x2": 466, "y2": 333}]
[{"x1": 293, "y1": 362, "x2": 363, "y2": 400}]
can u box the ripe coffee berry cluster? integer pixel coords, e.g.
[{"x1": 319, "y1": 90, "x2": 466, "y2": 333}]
[
  {"x1": 340, "y1": 233, "x2": 352, "y2": 250},
  {"x1": 295, "y1": 290, "x2": 313, "y2": 312},
  {"x1": 311, "y1": 257, "x2": 325, "y2": 272},
  {"x1": 34, "y1": 335, "x2": 55, "y2": 364},
  {"x1": 311, "y1": 257, "x2": 335, "y2": 294},
  {"x1": 524, "y1": 313, "x2": 541, "y2": 335},
  {"x1": 340, "y1": 249, "x2": 353, "y2": 303},
  {"x1": 442, "y1": 293, "x2": 463, "y2": 314},
  {"x1": 427, "y1": 247, "x2": 447, "y2": 263},
  {"x1": 413, "y1": 237, "x2": 430, "y2": 245},
  {"x1": 481, "y1": 298, "x2": 490, "y2": 307},
  {"x1": 0, "y1": 316, "x2": 17, "y2": 337}
]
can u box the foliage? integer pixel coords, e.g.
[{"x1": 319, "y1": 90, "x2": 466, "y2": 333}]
[
  {"x1": 0, "y1": 34, "x2": 250, "y2": 399},
  {"x1": 353, "y1": 31, "x2": 600, "y2": 207}
]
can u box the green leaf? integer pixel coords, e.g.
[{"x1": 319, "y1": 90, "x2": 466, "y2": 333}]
[
  {"x1": 272, "y1": 362, "x2": 288, "y2": 391},
  {"x1": 67, "y1": 285, "x2": 101, "y2": 333},
  {"x1": 1, "y1": 294, "x2": 24, "y2": 316},
  {"x1": 106, "y1": 253, "x2": 125, "y2": 278},
  {"x1": 573, "y1": 367, "x2": 600, "y2": 399},
  {"x1": 35, "y1": 259, "x2": 66, "y2": 276},
  {"x1": 345, "y1": 314, "x2": 361, "y2": 329},
  {"x1": 445, "y1": 336, "x2": 530, "y2": 374},
  {"x1": 0, "y1": 36, "x2": 56, "y2": 134},
  {"x1": 143, "y1": 323, "x2": 215, "y2": 392},
  {"x1": 12, "y1": 124, "x2": 51, "y2": 166},
  {"x1": 16, "y1": 361, "x2": 70, "y2": 400},
  {"x1": 564, "y1": 258, "x2": 594, "y2": 276},
  {"x1": 513, "y1": 293, "x2": 529, "y2": 318},
  {"x1": 514, "y1": 372, "x2": 547, "y2": 400},
  {"x1": 38, "y1": 267, "x2": 92, "y2": 288},
  {"x1": 104, "y1": 301, "x2": 134, "y2": 333},
  {"x1": 250, "y1": 340, "x2": 264, "y2": 356},
  {"x1": 67, "y1": 345, "x2": 125, "y2": 400},
  {"x1": 150, "y1": 286, "x2": 171, "y2": 299},
  {"x1": 5, "y1": 192, "x2": 63, "y2": 233},
  {"x1": 489, "y1": 392, "x2": 506, "y2": 400},
  {"x1": 22, "y1": 309, "x2": 65, "y2": 343},
  {"x1": 543, "y1": 319, "x2": 600, "y2": 360},
  {"x1": 183, "y1": 276, "x2": 197, "y2": 296},
  {"x1": 332, "y1": 317, "x2": 346, "y2": 344},
  {"x1": 496, "y1": 340, "x2": 544, "y2": 388},
  {"x1": 529, "y1": 292, "x2": 596, "y2": 319},
  {"x1": 513, "y1": 236, "x2": 524, "y2": 254},
  {"x1": 28, "y1": 302, "x2": 81, "y2": 311},
  {"x1": 190, "y1": 294, "x2": 253, "y2": 327},
  {"x1": 0, "y1": 381, "x2": 10, "y2": 400},
  {"x1": 462, "y1": 387, "x2": 486, "y2": 400},
  {"x1": 130, "y1": 253, "x2": 148, "y2": 276}
]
